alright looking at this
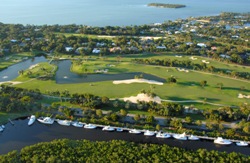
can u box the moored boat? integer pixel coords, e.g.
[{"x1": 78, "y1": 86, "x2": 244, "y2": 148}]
[
  {"x1": 28, "y1": 115, "x2": 36, "y2": 126},
  {"x1": 0, "y1": 126, "x2": 3, "y2": 132},
  {"x1": 188, "y1": 135, "x2": 200, "y2": 141},
  {"x1": 236, "y1": 141, "x2": 248, "y2": 147},
  {"x1": 84, "y1": 124, "x2": 97, "y2": 129},
  {"x1": 129, "y1": 129, "x2": 141, "y2": 134},
  {"x1": 116, "y1": 128, "x2": 123, "y2": 132},
  {"x1": 173, "y1": 132, "x2": 187, "y2": 140},
  {"x1": 102, "y1": 126, "x2": 115, "y2": 131},
  {"x1": 214, "y1": 137, "x2": 232, "y2": 145},
  {"x1": 144, "y1": 130, "x2": 155, "y2": 136},
  {"x1": 71, "y1": 121, "x2": 84, "y2": 127},
  {"x1": 37, "y1": 117, "x2": 54, "y2": 125},
  {"x1": 156, "y1": 132, "x2": 171, "y2": 138},
  {"x1": 57, "y1": 119, "x2": 71, "y2": 126}
]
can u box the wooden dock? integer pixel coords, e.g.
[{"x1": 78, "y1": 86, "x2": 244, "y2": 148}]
[{"x1": 8, "y1": 118, "x2": 14, "y2": 125}]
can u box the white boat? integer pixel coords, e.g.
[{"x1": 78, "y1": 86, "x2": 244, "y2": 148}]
[
  {"x1": 214, "y1": 137, "x2": 232, "y2": 145},
  {"x1": 173, "y1": 132, "x2": 187, "y2": 140},
  {"x1": 71, "y1": 121, "x2": 84, "y2": 127},
  {"x1": 1, "y1": 125, "x2": 5, "y2": 129},
  {"x1": 188, "y1": 135, "x2": 200, "y2": 141},
  {"x1": 84, "y1": 124, "x2": 97, "y2": 129},
  {"x1": 28, "y1": 115, "x2": 36, "y2": 126},
  {"x1": 0, "y1": 126, "x2": 3, "y2": 132},
  {"x1": 156, "y1": 132, "x2": 171, "y2": 138},
  {"x1": 144, "y1": 130, "x2": 155, "y2": 136},
  {"x1": 236, "y1": 141, "x2": 248, "y2": 147},
  {"x1": 37, "y1": 117, "x2": 54, "y2": 125},
  {"x1": 116, "y1": 128, "x2": 123, "y2": 132},
  {"x1": 129, "y1": 129, "x2": 141, "y2": 134},
  {"x1": 57, "y1": 119, "x2": 71, "y2": 126},
  {"x1": 102, "y1": 126, "x2": 115, "y2": 131}
]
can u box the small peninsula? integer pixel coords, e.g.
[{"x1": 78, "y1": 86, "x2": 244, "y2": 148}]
[{"x1": 148, "y1": 3, "x2": 186, "y2": 8}]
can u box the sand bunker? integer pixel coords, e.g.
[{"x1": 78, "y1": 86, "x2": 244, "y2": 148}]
[
  {"x1": 0, "y1": 81, "x2": 22, "y2": 85},
  {"x1": 123, "y1": 93, "x2": 161, "y2": 104},
  {"x1": 113, "y1": 79, "x2": 163, "y2": 85},
  {"x1": 238, "y1": 93, "x2": 250, "y2": 99},
  {"x1": 177, "y1": 68, "x2": 189, "y2": 72},
  {"x1": 29, "y1": 64, "x2": 39, "y2": 69},
  {"x1": 202, "y1": 60, "x2": 210, "y2": 64}
]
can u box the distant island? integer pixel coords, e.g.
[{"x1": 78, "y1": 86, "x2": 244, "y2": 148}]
[{"x1": 148, "y1": 3, "x2": 186, "y2": 8}]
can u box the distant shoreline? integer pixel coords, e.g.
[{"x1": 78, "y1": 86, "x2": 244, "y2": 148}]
[{"x1": 147, "y1": 3, "x2": 186, "y2": 9}]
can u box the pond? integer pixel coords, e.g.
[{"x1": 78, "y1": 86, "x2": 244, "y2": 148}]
[
  {"x1": 0, "y1": 119, "x2": 249, "y2": 155},
  {"x1": 54, "y1": 60, "x2": 165, "y2": 84},
  {"x1": 0, "y1": 57, "x2": 165, "y2": 84}
]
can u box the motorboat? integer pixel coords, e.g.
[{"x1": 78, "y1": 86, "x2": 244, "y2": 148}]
[
  {"x1": 144, "y1": 130, "x2": 155, "y2": 136},
  {"x1": 71, "y1": 121, "x2": 84, "y2": 127},
  {"x1": 236, "y1": 141, "x2": 248, "y2": 147},
  {"x1": 173, "y1": 132, "x2": 187, "y2": 140},
  {"x1": 1, "y1": 125, "x2": 5, "y2": 129},
  {"x1": 0, "y1": 126, "x2": 3, "y2": 132},
  {"x1": 28, "y1": 115, "x2": 36, "y2": 126},
  {"x1": 188, "y1": 135, "x2": 200, "y2": 141},
  {"x1": 84, "y1": 124, "x2": 97, "y2": 129},
  {"x1": 214, "y1": 137, "x2": 232, "y2": 145},
  {"x1": 156, "y1": 132, "x2": 171, "y2": 138},
  {"x1": 116, "y1": 128, "x2": 123, "y2": 132},
  {"x1": 37, "y1": 117, "x2": 54, "y2": 125},
  {"x1": 102, "y1": 126, "x2": 115, "y2": 132},
  {"x1": 57, "y1": 119, "x2": 71, "y2": 126},
  {"x1": 129, "y1": 129, "x2": 141, "y2": 134}
]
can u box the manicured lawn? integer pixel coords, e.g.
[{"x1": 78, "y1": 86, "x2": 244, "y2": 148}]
[{"x1": 3, "y1": 53, "x2": 247, "y2": 110}]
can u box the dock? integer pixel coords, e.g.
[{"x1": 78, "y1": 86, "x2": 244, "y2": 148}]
[{"x1": 8, "y1": 118, "x2": 14, "y2": 125}]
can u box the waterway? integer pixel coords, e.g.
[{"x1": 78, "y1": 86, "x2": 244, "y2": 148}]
[
  {"x1": 0, "y1": 0, "x2": 249, "y2": 26},
  {"x1": 0, "y1": 119, "x2": 249, "y2": 155},
  {"x1": 0, "y1": 57, "x2": 165, "y2": 83}
]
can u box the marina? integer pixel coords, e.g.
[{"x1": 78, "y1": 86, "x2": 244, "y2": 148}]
[{"x1": 0, "y1": 118, "x2": 249, "y2": 155}]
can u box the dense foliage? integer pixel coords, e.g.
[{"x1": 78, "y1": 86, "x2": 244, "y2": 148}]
[
  {"x1": 0, "y1": 85, "x2": 42, "y2": 112},
  {"x1": 148, "y1": 3, "x2": 186, "y2": 8},
  {"x1": 0, "y1": 139, "x2": 249, "y2": 162}
]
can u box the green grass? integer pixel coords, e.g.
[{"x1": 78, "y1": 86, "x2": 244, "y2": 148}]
[{"x1": 6, "y1": 53, "x2": 249, "y2": 110}]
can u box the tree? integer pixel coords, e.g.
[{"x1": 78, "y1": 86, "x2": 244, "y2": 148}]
[
  {"x1": 168, "y1": 76, "x2": 177, "y2": 83},
  {"x1": 185, "y1": 116, "x2": 192, "y2": 124},
  {"x1": 217, "y1": 83, "x2": 223, "y2": 90},
  {"x1": 96, "y1": 109, "x2": 103, "y2": 117},
  {"x1": 200, "y1": 80, "x2": 207, "y2": 87},
  {"x1": 156, "y1": 124, "x2": 161, "y2": 131},
  {"x1": 120, "y1": 109, "x2": 127, "y2": 117},
  {"x1": 133, "y1": 114, "x2": 141, "y2": 122},
  {"x1": 145, "y1": 115, "x2": 155, "y2": 124}
]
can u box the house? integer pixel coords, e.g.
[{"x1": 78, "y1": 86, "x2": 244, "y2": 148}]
[
  {"x1": 10, "y1": 39, "x2": 18, "y2": 43},
  {"x1": 186, "y1": 42, "x2": 193, "y2": 46},
  {"x1": 220, "y1": 54, "x2": 231, "y2": 59},
  {"x1": 211, "y1": 46, "x2": 217, "y2": 51},
  {"x1": 92, "y1": 48, "x2": 100, "y2": 54},
  {"x1": 156, "y1": 45, "x2": 166, "y2": 49},
  {"x1": 197, "y1": 43, "x2": 207, "y2": 48},
  {"x1": 65, "y1": 47, "x2": 74, "y2": 52},
  {"x1": 109, "y1": 47, "x2": 121, "y2": 53}
]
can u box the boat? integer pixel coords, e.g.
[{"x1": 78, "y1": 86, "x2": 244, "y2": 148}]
[
  {"x1": 116, "y1": 128, "x2": 123, "y2": 132},
  {"x1": 71, "y1": 121, "x2": 84, "y2": 127},
  {"x1": 188, "y1": 135, "x2": 200, "y2": 141},
  {"x1": 236, "y1": 141, "x2": 248, "y2": 147},
  {"x1": 156, "y1": 132, "x2": 171, "y2": 138},
  {"x1": 214, "y1": 137, "x2": 232, "y2": 145},
  {"x1": 102, "y1": 126, "x2": 115, "y2": 131},
  {"x1": 57, "y1": 119, "x2": 71, "y2": 126},
  {"x1": 1, "y1": 125, "x2": 5, "y2": 129},
  {"x1": 144, "y1": 130, "x2": 155, "y2": 136},
  {"x1": 84, "y1": 124, "x2": 97, "y2": 129},
  {"x1": 0, "y1": 126, "x2": 3, "y2": 132},
  {"x1": 173, "y1": 132, "x2": 187, "y2": 140},
  {"x1": 129, "y1": 129, "x2": 141, "y2": 134},
  {"x1": 28, "y1": 115, "x2": 36, "y2": 126},
  {"x1": 37, "y1": 117, "x2": 54, "y2": 125}
]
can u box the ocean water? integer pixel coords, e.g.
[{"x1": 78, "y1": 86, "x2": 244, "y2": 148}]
[{"x1": 0, "y1": 0, "x2": 249, "y2": 26}]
